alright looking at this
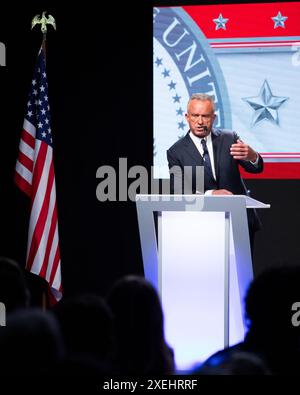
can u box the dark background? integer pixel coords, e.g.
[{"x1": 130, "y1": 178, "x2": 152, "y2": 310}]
[{"x1": 0, "y1": 0, "x2": 299, "y2": 303}]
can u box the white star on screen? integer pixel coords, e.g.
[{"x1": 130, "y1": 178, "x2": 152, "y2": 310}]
[
  {"x1": 213, "y1": 14, "x2": 229, "y2": 30},
  {"x1": 242, "y1": 80, "x2": 288, "y2": 126},
  {"x1": 271, "y1": 11, "x2": 288, "y2": 29}
]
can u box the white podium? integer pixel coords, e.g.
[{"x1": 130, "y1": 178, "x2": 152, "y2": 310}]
[{"x1": 135, "y1": 194, "x2": 270, "y2": 371}]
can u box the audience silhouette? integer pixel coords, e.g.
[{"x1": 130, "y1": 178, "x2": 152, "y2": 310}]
[
  {"x1": 51, "y1": 293, "x2": 115, "y2": 375},
  {"x1": 0, "y1": 308, "x2": 64, "y2": 376},
  {"x1": 192, "y1": 350, "x2": 270, "y2": 375},
  {"x1": 195, "y1": 265, "x2": 300, "y2": 375},
  {"x1": 0, "y1": 256, "x2": 30, "y2": 313},
  {"x1": 2, "y1": 254, "x2": 300, "y2": 376},
  {"x1": 106, "y1": 275, "x2": 175, "y2": 375}
]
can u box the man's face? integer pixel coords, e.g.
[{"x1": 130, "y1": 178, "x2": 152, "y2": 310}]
[{"x1": 185, "y1": 99, "x2": 216, "y2": 138}]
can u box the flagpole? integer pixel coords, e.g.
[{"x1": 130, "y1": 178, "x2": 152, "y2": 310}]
[{"x1": 42, "y1": 33, "x2": 47, "y2": 60}]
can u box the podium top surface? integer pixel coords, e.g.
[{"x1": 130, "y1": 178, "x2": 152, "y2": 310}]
[{"x1": 135, "y1": 194, "x2": 270, "y2": 209}]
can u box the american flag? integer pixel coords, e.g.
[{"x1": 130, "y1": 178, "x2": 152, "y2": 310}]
[{"x1": 15, "y1": 47, "x2": 62, "y2": 303}]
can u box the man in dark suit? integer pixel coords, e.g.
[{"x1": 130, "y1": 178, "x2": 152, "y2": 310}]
[{"x1": 167, "y1": 93, "x2": 264, "y2": 252}]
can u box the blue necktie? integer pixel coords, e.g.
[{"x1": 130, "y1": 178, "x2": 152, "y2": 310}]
[{"x1": 201, "y1": 138, "x2": 217, "y2": 189}]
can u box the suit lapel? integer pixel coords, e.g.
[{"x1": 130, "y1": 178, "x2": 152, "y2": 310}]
[
  {"x1": 182, "y1": 133, "x2": 204, "y2": 164},
  {"x1": 211, "y1": 129, "x2": 221, "y2": 180}
]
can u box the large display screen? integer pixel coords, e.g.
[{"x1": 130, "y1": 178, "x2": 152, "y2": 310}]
[{"x1": 153, "y1": 2, "x2": 300, "y2": 178}]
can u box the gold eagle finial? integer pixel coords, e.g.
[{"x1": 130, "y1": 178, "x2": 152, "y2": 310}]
[{"x1": 31, "y1": 11, "x2": 56, "y2": 34}]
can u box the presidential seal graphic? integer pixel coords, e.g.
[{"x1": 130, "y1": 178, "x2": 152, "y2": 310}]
[{"x1": 153, "y1": 7, "x2": 231, "y2": 178}]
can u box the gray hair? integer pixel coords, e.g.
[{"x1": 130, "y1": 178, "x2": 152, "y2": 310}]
[{"x1": 187, "y1": 93, "x2": 215, "y2": 112}]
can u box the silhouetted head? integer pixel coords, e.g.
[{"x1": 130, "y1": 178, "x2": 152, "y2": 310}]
[
  {"x1": 107, "y1": 275, "x2": 164, "y2": 345},
  {"x1": 245, "y1": 266, "x2": 300, "y2": 335},
  {"x1": 51, "y1": 293, "x2": 115, "y2": 363},
  {"x1": 0, "y1": 308, "x2": 64, "y2": 375},
  {"x1": 193, "y1": 351, "x2": 270, "y2": 375},
  {"x1": 243, "y1": 265, "x2": 300, "y2": 375},
  {"x1": 107, "y1": 275, "x2": 174, "y2": 374},
  {"x1": 0, "y1": 256, "x2": 30, "y2": 313}
]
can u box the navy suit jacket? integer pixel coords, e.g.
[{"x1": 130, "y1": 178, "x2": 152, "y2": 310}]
[{"x1": 167, "y1": 129, "x2": 264, "y2": 232}]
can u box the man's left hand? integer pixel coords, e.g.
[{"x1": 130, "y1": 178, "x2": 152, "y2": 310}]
[{"x1": 230, "y1": 139, "x2": 258, "y2": 162}]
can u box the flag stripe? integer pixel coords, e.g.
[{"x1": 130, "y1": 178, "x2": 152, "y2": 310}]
[
  {"x1": 23, "y1": 118, "x2": 36, "y2": 138},
  {"x1": 26, "y1": 142, "x2": 51, "y2": 257},
  {"x1": 34, "y1": 185, "x2": 57, "y2": 277},
  {"x1": 30, "y1": 180, "x2": 56, "y2": 275},
  {"x1": 46, "y1": 224, "x2": 61, "y2": 292},
  {"x1": 49, "y1": 246, "x2": 61, "y2": 289},
  {"x1": 14, "y1": 170, "x2": 31, "y2": 196},
  {"x1": 15, "y1": 160, "x2": 33, "y2": 185},
  {"x1": 29, "y1": 141, "x2": 49, "y2": 208},
  {"x1": 20, "y1": 128, "x2": 36, "y2": 149},
  {"x1": 46, "y1": 223, "x2": 59, "y2": 281},
  {"x1": 19, "y1": 137, "x2": 35, "y2": 161},
  {"x1": 17, "y1": 150, "x2": 34, "y2": 173},
  {"x1": 26, "y1": 154, "x2": 54, "y2": 271}
]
